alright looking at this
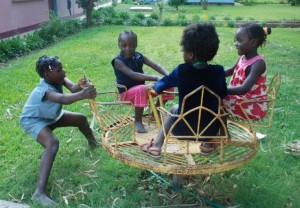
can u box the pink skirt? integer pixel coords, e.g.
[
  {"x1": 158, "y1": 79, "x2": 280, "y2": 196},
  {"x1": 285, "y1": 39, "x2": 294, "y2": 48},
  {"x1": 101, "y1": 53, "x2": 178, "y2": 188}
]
[{"x1": 120, "y1": 85, "x2": 174, "y2": 107}]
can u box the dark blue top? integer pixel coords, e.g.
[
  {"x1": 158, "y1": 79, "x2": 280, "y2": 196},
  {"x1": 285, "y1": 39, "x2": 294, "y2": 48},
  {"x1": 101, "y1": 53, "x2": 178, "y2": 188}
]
[
  {"x1": 154, "y1": 63, "x2": 228, "y2": 137},
  {"x1": 112, "y1": 52, "x2": 145, "y2": 94}
]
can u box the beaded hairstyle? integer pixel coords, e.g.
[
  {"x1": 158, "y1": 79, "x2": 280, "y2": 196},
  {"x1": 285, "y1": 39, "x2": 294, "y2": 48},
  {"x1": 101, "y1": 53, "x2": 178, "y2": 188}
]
[{"x1": 36, "y1": 55, "x2": 59, "y2": 78}]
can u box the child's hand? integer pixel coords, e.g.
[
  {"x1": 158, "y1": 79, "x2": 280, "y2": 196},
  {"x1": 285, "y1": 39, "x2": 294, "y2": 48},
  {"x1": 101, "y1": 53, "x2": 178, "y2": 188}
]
[
  {"x1": 78, "y1": 76, "x2": 88, "y2": 88},
  {"x1": 145, "y1": 83, "x2": 154, "y2": 90},
  {"x1": 82, "y1": 83, "x2": 97, "y2": 99},
  {"x1": 154, "y1": 75, "x2": 161, "y2": 82}
]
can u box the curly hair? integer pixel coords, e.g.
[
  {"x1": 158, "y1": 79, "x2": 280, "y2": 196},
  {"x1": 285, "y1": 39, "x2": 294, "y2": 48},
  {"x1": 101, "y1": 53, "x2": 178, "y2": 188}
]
[
  {"x1": 35, "y1": 55, "x2": 59, "y2": 78},
  {"x1": 180, "y1": 22, "x2": 219, "y2": 62},
  {"x1": 240, "y1": 23, "x2": 271, "y2": 47}
]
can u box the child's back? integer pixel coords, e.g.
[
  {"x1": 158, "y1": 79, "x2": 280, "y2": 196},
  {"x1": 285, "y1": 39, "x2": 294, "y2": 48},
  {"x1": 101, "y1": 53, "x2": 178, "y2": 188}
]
[{"x1": 140, "y1": 23, "x2": 227, "y2": 158}]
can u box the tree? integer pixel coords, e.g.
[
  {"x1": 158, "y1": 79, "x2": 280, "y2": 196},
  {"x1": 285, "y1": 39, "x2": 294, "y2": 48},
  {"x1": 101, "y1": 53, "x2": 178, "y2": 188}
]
[
  {"x1": 168, "y1": 0, "x2": 186, "y2": 11},
  {"x1": 201, "y1": 0, "x2": 208, "y2": 10},
  {"x1": 158, "y1": 0, "x2": 164, "y2": 21},
  {"x1": 76, "y1": 0, "x2": 98, "y2": 27},
  {"x1": 288, "y1": 0, "x2": 300, "y2": 5}
]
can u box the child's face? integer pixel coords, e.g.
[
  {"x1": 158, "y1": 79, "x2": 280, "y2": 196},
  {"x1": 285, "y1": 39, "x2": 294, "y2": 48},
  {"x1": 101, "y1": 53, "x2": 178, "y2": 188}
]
[
  {"x1": 182, "y1": 47, "x2": 193, "y2": 64},
  {"x1": 46, "y1": 61, "x2": 66, "y2": 84},
  {"x1": 234, "y1": 28, "x2": 254, "y2": 56},
  {"x1": 118, "y1": 34, "x2": 137, "y2": 59}
]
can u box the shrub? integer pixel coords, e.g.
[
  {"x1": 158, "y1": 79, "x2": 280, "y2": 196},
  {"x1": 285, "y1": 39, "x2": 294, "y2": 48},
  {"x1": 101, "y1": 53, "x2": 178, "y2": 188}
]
[
  {"x1": 24, "y1": 32, "x2": 46, "y2": 51},
  {"x1": 130, "y1": 17, "x2": 144, "y2": 26},
  {"x1": 113, "y1": 18, "x2": 124, "y2": 25},
  {"x1": 209, "y1": 16, "x2": 216, "y2": 21},
  {"x1": 235, "y1": 16, "x2": 244, "y2": 21},
  {"x1": 0, "y1": 12, "x2": 82, "y2": 62},
  {"x1": 145, "y1": 18, "x2": 158, "y2": 26},
  {"x1": 134, "y1": 12, "x2": 145, "y2": 20},
  {"x1": 176, "y1": 14, "x2": 189, "y2": 26},
  {"x1": 227, "y1": 20, "x2": 236, "y2": 28},
  {"x1": 119, "y1": 11, "x2": 130, "y2": 20},
  {"x1": 0, "y1": 37, "x2": 29, "y2": 60},
  {"x1": 150, "y1": 12, "x2": 159, "y2": 20},
  {"x1": 162, "y1": 18, "x2": 174, "y2": 26},
  {"x1": 97, "y1": 7, "x2": 117, "y2": 18},
  {"x1": 103, "y1": 17, "x2": 114, "y2": 24}
]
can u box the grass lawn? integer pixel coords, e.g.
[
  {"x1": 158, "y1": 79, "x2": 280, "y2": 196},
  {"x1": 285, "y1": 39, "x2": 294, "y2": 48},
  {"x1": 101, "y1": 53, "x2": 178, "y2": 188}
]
[
  {"x1": 0, "y1": 25, "x2": 299, "y2": 207},
  {"x1": 114, "y1": 3, "x2": 300, "y2": 22}
]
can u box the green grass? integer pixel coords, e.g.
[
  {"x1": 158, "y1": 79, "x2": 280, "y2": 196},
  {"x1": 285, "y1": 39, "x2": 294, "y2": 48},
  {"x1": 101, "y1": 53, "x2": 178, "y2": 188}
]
[
  {"x1": 0, "y1": 25, "x2": 300, "y2": 207},
  {"x1": 114, "y1": 3, "x2": 300, "y2": 22}
]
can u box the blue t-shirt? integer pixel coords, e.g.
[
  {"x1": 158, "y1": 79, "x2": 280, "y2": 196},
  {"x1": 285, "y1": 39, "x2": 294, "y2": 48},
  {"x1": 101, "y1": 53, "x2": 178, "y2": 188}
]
[
  {"x1": 154, "y1": 63, "x2": 228, "y2": 137},
  {"x1": 20, "y1": 79, "x2": 64, "y2": 140},
  {"x1": 20, "y1": 79, "x2": 63, "y2": 120},
  {"x1": 112, "y1": 52, "x2": 145, "y2": 93}
]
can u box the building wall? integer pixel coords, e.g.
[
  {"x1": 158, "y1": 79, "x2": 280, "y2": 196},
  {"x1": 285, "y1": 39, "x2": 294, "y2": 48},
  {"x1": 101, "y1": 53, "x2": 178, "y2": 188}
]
[
  {"x1": 56, "y1": 0, "x2": 83, "y2": 19},
  {"x1": 0, "y1": 0, "x2": 83, "y2": 39}
]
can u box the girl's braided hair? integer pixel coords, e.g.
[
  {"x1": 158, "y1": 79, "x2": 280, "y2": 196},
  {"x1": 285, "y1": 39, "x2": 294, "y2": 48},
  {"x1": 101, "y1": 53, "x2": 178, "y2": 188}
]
[{"x1": 36, "y1": 55, "x2": 59, "y2": 78}]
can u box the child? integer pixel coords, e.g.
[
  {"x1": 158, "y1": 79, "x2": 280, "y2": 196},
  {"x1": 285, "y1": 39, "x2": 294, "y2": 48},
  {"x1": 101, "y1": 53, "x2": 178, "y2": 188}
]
[
  {"x1": 112, "y1": 30, "x2": 173, "y2": 133},
  {"x1": 223, "y1": 23, "x2": 271, "y2": 120},
  {"x1": 20, "y1": 55, "x2": 100, "y2": 206},
  {"x1": 140, "y1": 22, "x2": 228, "y2": 157}
]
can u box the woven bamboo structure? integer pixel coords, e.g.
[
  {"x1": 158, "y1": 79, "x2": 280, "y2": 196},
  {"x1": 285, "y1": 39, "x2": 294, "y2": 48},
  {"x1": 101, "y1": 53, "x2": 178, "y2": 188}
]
[{"x1": 87, "y1": 73, "x2": 280, "y2": 175}]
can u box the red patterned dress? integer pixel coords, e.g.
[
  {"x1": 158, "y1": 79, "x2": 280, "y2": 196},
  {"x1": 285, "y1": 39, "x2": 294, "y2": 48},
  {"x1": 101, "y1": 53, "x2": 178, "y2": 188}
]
[{"x1": 223, "y1": 55, "x2": 267, "y2": 120}]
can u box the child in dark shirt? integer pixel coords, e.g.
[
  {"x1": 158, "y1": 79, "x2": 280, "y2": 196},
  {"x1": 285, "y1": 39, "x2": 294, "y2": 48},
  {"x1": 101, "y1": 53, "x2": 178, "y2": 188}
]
[
  {"x1": 140, "y1": 23, "x2": 228, "y2": 157},
  {"x1": 112, "y1": 30, "x2": 173, "y2": 133}
]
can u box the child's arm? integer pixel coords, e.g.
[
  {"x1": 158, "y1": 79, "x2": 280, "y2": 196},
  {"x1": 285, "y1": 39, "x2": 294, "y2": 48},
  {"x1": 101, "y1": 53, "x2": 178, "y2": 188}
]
[
  {"x1": 63, "y1": 77, "x2": 84, "y2": 93},
  {"x1": 225, "y1": 60, "x2": 238, "y2": 77},
  {"x1": 143, "y1": 56, "x2": 169, "y2": 76},
  {"x1": 45, "y1": 83, "x2": 97, "y2": 105},
  {"x1": 228, "y1": 59, "x2": 265, "y2": 95},
  {"x1": 114, "y1": 59, "x2": 161, "y2": 82}
]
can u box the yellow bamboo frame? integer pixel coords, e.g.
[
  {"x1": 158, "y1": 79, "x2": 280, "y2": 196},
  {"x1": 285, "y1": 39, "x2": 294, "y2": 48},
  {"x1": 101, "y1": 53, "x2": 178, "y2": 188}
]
[
  {"x1": 96, "y1": 84, "x2": 258, "y2": 175},
  {"x1": 229, "y1": 72, "x2": 281, "y2": 131}
]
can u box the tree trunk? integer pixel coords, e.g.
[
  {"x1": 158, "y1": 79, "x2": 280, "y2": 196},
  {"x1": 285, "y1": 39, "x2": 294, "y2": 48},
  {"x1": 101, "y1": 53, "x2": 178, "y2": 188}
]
[
  {"x1": 201, "y1": 0, "x2": 208, "y2": 10},
  {"x1": 86, "y1": 2, "x2": 93, "y2": 27}
]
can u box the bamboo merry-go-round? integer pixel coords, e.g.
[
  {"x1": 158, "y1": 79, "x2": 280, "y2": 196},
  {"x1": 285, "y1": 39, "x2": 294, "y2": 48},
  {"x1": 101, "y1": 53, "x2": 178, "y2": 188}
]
[{"x1": 86, "y1": 72, "x2": 281, "y2": 176}]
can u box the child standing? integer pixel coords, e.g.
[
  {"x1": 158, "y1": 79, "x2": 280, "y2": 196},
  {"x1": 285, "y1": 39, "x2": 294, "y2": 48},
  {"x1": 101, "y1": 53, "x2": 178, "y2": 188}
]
[
  {"x1": 223, "y1": 23, "x2": 271, "y2": 120},
  {"x1": 20, "y1": 55, "x2": 100, "y2": 206},
  {"x1": 112, "y1": 30, "x2": 173, "y2": 133},
  {"x1": 140, "y1": 23, "x2": 228, "y2": 157}
]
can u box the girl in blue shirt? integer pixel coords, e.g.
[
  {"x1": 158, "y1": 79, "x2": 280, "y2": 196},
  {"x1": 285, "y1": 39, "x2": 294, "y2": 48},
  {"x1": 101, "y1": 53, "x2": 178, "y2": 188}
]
[{"x1": 20, "y1": 55, "x2": 100, "y2": 206}]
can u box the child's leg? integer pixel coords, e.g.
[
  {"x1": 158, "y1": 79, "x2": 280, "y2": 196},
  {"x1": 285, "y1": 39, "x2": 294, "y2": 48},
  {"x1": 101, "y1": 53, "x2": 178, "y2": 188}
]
[
  {"x1": 120, "y1": 85, "x2": 149, "y2": 133},
  {"x1": 152, "y1": 104, "x2": 178, "y2": 148},
  {"x1": 51, "y1": 111, "x2": 100, "y2": 148},
  {"x1": 135, "y1": 107, "x2": 147, "y2": 133},
  {"x1": 141, "y1": 105, "x2": 178, "y2": 157},
  {"x1": 32, "y1": 127, "x2": 59, "y2": 206}
]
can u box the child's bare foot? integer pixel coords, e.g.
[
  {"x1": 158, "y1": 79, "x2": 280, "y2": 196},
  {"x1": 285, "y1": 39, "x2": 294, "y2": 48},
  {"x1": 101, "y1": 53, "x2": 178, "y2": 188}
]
[
  {"x1": 32, "y1": 190, "x2": 57, "y2": 207},
  {"x1": 88, "y1": 139, "x2": 101, "y2": 149},
  {"x1": 135, "y1": 121, "x2": 148, "y2": 133}
]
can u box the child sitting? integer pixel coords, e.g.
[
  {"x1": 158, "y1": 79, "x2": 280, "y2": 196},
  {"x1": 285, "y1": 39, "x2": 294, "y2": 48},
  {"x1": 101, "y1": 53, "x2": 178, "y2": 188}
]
[
  {"x1": 112, "y1": 30, "x2": 174, "y2": 133},
  {"x1": 223, "y1": 23, "x2": 272, "y2": 120},
  {"x1": 140, "y1": 23, "x2": 228, "y2": 157},
  {"x1": 20, "y1": 55, "x2": 100, "y2": 206}
]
